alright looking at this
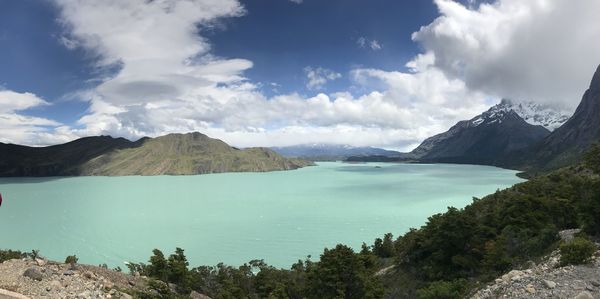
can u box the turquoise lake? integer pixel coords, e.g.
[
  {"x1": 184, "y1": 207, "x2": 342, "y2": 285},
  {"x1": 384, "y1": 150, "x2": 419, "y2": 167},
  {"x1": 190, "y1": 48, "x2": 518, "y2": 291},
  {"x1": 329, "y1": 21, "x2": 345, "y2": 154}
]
[{"x1": 0, "y1": 162, "x2": 524, "y2": 269}]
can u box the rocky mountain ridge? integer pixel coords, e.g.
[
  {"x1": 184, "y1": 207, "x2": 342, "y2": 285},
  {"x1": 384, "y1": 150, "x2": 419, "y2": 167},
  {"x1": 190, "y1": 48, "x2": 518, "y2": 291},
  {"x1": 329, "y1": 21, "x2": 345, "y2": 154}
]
[
  {"x1": 407, "y1": 104, "x2": 551, "y2": 165},
  {"x1": 523, "y1": 65, "x2": 600, "y2": 171}
]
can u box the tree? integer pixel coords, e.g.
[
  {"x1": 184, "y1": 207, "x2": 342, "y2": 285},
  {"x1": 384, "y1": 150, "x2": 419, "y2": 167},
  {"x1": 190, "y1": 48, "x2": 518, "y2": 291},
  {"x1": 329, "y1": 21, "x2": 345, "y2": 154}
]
[
  {"x1": 306, "y1": 244, "x2": 382, "y2": 299},
  {"x1": 147, "y1": 249, "x2": 169, "y2": 281},
  {"x1": 583, "y1": 143, "x2": 600, "y2": 174},
  {"x1": 168, "y1": 247, "x2": 191, "y2": 293}
]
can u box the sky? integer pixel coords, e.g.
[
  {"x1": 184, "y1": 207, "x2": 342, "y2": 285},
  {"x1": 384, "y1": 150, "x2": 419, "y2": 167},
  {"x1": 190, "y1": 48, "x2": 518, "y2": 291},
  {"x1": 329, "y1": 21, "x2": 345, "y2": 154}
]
[{"x1": 0, "y1": 0, "x2": 599, "y2": 150}]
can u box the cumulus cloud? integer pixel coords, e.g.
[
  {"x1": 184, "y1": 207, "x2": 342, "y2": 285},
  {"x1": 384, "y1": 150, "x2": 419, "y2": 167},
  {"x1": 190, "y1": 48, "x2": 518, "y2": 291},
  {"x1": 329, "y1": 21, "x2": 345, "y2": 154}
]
[
  {"x1": 304, "y1": 67, "x2": 342, "y2": 90},
  {"x1": 0, "y1": 90, "x2": 70, "y2": 145},
  {"x1": 5, "y1": 0, "x2": 599, "y2": 151},
  {"x1": 14, "y1": 0, "x2": 491, "y2": 150},
  {"x1": 413, "y1": 0, "x2": 600, "y2": 111}
]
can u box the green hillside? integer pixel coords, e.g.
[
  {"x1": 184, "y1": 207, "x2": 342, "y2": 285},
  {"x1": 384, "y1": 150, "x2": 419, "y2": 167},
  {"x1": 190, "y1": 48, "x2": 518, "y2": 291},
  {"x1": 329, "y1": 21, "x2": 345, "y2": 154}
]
[{"x1": 0, "y1": 132, "x2": 313, "y2": 177}]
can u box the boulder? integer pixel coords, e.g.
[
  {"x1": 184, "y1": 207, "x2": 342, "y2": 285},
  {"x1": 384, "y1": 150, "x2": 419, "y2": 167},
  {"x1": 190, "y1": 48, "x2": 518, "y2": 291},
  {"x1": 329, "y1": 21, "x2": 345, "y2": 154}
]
[
  {"x1": 543, "y1": 280, "x2": 556, "y2": 289},
  {"x1": 23, "y1": 268, "x2": 43, "y2": 281},
  {"x1": 574, "y1": 291, "x2": 594, "y2": 299}
]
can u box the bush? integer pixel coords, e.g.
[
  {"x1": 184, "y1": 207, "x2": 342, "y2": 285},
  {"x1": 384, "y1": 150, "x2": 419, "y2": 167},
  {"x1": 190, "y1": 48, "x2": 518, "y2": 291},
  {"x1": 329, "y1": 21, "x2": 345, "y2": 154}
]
[
  {"x1": 559, "y1": 237, "x2": 597, "y2": 266},
  {"x1": 65, "y1": 255, "x2": 79, "y2": 264},
  {"x1": 0, "y1": 249, "x2": 25, "y2": 263},
  {"x1": 416, "y1": 280, "x2": 468, "y2": 299}
]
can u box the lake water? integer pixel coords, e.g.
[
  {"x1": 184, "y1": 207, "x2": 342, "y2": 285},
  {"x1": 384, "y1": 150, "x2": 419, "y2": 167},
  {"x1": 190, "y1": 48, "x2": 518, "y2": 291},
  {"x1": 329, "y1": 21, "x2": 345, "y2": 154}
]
[{"x1": 0, "y1": 162, "x2": 523, "y2": 269}]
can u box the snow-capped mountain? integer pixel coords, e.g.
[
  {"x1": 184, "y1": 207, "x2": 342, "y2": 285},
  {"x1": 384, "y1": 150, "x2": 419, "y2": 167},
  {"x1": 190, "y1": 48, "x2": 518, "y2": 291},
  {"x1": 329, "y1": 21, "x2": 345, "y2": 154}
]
[
  {"x1": 408, "y1": 100, "x2": 553, "y2": 165},
  {"x1": 471, "y1": 99, "x2": 570, "y2": 131}
]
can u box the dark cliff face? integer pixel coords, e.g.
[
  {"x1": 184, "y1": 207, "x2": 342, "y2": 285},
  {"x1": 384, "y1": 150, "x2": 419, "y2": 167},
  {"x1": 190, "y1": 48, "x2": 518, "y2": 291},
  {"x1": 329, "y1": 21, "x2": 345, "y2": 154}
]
[
  {"x1": 410, "y1": 108, "x2": 550, "y2": 166},
  {"x1": 526, "y1": 65, "x2": 600, "y2": 170}
]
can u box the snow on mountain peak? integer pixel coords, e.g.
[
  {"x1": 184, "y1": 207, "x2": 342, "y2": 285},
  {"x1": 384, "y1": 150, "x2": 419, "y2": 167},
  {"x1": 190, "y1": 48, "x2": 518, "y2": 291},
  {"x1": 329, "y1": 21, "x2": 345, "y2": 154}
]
[{"x1": 470, "y1": 99, "x2": 570, "y2": 131}]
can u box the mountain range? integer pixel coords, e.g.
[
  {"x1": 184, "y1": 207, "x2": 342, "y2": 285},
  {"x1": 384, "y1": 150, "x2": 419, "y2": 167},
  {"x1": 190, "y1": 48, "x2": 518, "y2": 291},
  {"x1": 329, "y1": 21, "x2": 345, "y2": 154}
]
[
  {"x1": 3, "y1": 65, "x2": 599, "y2": 176},
  {"x1": 0, "y1": 132, "x2": 313, "y2": 177},
  {"x1": 270, "y1": 144, "x2": 400, "y2": 161},
  {"x1": 345, "y1": 65, "x2": 600, "y2": 173}
]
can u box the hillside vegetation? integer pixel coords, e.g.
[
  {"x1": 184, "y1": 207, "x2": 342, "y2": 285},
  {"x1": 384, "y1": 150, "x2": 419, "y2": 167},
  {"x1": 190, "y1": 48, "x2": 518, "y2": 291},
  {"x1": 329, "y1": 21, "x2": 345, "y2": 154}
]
[
  {"x1": 117, "y1": 146, "x2": 600, "y2": 299},
  {"x1": 0, "y1": 132, "x2": 313, "y2": 177}
]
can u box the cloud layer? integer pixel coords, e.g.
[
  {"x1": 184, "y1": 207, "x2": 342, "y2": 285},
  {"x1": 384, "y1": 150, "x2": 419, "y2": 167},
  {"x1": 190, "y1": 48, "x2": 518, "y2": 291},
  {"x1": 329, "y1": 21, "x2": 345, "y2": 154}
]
[
  {"x1": 3, "y1": 0, "x2": 600, "y2": 150},
  {"x1": 413, "y1": 0, "x2": 600, "y2": 110}
]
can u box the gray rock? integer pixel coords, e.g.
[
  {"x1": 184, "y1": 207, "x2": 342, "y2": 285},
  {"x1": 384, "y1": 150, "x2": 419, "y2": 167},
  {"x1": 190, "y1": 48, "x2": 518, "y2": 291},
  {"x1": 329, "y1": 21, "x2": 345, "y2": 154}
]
[
  {"x1": 574, "y1": 291, "x2": 594, "y2": 299},
  {"x1": 543, "y1": 279, "x2": 556, "y2": 289},
  {"x1": 23, "y1": 268, "x2": 43, "y2": 281},
  {"x1": 63, "y1": 270, "x2": 75, "y2": 276},
  {"x1": 190, "y1": 291, "x2": 213, "y2": 299},
  {"x1": 120, "y1": 293, "x2": 133, "y2": 299},
  {"x1": 558, "y1": 229, "x2": 581, "y2": 243},
  {"x1": 35, "y1": 258, "x2": 47, "y2": 266}
]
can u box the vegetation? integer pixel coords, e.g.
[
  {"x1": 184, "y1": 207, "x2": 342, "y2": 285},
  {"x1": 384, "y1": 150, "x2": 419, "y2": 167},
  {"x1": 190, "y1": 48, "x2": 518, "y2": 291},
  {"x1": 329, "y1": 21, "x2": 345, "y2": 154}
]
[
  {"x1": 127, "y1": 245, "x2": 383, "y2": 299},
  {"x1": 124, "y1": 145, "x2": 600, "y2": 298},
  {"x1": 559, "y1": 237, "x2": 597, "y2": 266},
  {"x1": 0, "y1": 249, "x2": 25, "y2": 263},
  {"x1": 65, "y1": 255, "x2": 79, "y2": 264}
]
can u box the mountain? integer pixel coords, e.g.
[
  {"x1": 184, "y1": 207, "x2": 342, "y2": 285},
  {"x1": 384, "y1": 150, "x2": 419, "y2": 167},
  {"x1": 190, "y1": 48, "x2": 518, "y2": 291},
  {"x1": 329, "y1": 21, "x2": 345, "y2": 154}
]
[
  {"x1": 270, "y1": 144, "x2": 400, "y2": 161},
  {"x1": 497, "y1": 99, "x2": 570, "y2": 131},
  {"x1": 523, "y1": 65, "x2": 600, "y2": 171},
  {"x1": 0, "y1": 132, "x2": 313, "y2": 177},
  {"x1": 408, "y1": 101, "x2": 551, "y2": 165}
]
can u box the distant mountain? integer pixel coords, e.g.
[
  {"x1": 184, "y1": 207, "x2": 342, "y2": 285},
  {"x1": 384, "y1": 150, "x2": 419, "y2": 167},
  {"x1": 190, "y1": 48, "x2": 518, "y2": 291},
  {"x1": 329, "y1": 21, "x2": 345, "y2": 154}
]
[
  {"x1": 270, "y1": 144, "x2": 400, "y2": 161},
  {"x1": 0, "y1": 132, "x2": 313, "y2": 177},
  {"x1": 522, "y1": 65, "x2": 600, "y2": 171},
  {"x1": 408, "y1": 101, "x2": 551, "y2": 165}
]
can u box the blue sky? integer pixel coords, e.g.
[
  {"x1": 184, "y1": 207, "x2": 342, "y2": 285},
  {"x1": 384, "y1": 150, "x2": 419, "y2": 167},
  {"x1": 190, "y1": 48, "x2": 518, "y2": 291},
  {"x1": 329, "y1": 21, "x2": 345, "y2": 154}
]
[{"x1": 0, "y1": 0, "x2": 598, "y2": 149}]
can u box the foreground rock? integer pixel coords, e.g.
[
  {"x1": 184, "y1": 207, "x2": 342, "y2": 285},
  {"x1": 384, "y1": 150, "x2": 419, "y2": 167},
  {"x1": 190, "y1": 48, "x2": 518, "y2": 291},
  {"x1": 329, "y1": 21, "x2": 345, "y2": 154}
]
[
  {"x1": 471, "y1": 247, "x2": 600, "y2": 299},
  {"x1": 0, "y1": 258, "x2": 147, "y2": 299}
]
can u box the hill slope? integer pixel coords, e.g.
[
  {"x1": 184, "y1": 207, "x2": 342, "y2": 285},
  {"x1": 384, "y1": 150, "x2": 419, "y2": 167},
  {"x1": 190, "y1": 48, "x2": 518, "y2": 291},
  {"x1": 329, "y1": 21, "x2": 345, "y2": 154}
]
[{"x1": 0, "y1": 132, "x2": 313, "y2": 176}]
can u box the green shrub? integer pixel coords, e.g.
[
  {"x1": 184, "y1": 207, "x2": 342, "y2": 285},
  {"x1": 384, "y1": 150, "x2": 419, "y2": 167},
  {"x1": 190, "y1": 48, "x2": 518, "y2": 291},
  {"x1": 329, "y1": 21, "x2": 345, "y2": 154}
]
[
  {"x1": 559, "y1": 237, "x2": 597, "y2": 266},
  {"x1": 65, "y1": 255, "x2": 79, "y2": 264},
  {"x1": 0, "y1": 249, "x2": 25, "y2": 263},
  {"x1": 416, "y1": 280, "x2": 467, "y2": 299}
]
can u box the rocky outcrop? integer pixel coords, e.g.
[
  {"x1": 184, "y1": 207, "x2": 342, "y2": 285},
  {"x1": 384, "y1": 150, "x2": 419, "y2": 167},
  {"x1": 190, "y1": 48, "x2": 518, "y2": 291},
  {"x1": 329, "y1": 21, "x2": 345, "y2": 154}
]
[
  {"x1": 471, "y1": 232, "x2": 600, "y2": 299},
  {"x1": 0, "y1": 258, "x2": 144, "y2": 299}
]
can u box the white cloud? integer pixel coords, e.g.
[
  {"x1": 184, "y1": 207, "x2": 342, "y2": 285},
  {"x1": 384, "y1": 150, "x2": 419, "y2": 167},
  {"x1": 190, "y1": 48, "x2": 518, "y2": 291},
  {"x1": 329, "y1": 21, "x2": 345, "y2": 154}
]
[
  {"x1": 357, "y1": 37, "x2": 382, "y2": 50},
  {"x1": 0, "y1": 90, "x2": 71, "y2": 145},
  {"x1": 5, "y1": 0, "x2": 599, "y2": 151},
  {"x1": 412, "y1": 0, "x2": 600, "y2": 111},
  {"x1": 304, "y1": 67, "x2": 342, "y2": 90},
  {"x1": 289, "y1": 0, "x2": 303, "y2": 4},
  {"x1": 369, "y1": 40, "x2": 382, "y2": 50}
]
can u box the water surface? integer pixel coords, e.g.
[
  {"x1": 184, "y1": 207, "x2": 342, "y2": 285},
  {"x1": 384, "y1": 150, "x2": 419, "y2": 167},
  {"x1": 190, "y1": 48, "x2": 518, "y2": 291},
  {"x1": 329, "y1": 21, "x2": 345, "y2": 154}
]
[{"x1": 0, "y1": 162, "x2": 523, "y2": 268}]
